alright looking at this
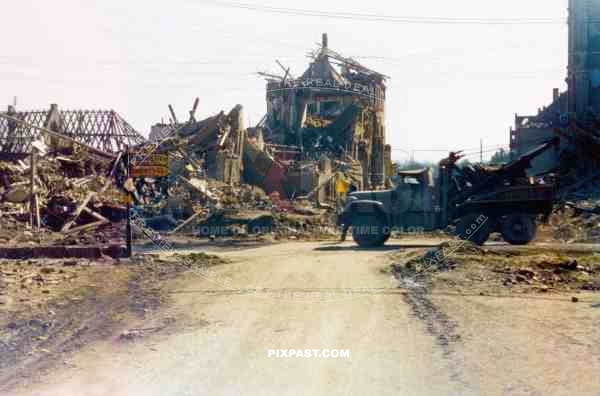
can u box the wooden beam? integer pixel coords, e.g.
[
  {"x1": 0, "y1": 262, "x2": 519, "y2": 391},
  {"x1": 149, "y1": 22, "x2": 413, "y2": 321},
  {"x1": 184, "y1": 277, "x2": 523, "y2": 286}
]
[
  {"x1": 60, "y1": 152, "x2": 124, "y2": 233},
  {"x1": 64, "y1": 219, "x2": 109, "y2": 235},
  {"x1": 82, "y1": 207, "x2": 110, "y2": 223},
  {"x1": 189, "y1": 98, "x2": 200, "y2": 121},
  {"x1": 168, "y1": 104, "x2": 179, "y2": 125},
  {"x1": 168, "y1": 211, "x2": 205, "y2": 235},
  {"x1": 29, "y1": 149, "x2": 40, "y2": 230}
]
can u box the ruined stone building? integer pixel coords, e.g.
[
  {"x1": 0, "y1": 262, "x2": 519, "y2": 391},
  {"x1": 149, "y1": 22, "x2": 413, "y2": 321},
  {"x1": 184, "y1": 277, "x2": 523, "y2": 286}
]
[
  {"x1": 511, "y1": 0, "x2": 600, "y2": 175},
  {"x1": 260, "y1": 34, "x2": 391, "y2": 189},
  {"x1": 150, "y1": 105, "x2": 247, "y2": 186}
]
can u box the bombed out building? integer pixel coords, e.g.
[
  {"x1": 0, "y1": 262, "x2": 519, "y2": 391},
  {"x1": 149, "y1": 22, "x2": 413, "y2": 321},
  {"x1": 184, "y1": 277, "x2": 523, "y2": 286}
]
[
  {"x1": 259, "y1": 34, "x2": 391, "y2": 190},
  {"x1": 511, "y1": 0, "x2": 600, "y2": 178}
]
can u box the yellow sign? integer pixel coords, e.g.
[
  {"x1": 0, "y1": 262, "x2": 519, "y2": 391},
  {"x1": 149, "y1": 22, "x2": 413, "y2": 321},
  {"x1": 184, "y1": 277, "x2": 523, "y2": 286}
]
[
  {"x1": 335, "y1": 177, "x2": 351, "y2": 194},
  {"x1": 130, "y1": 165, "x2": 169, "y2": 178},
  {"x1": 130, "y1": 153, "x2": 169, "y2": 178}
]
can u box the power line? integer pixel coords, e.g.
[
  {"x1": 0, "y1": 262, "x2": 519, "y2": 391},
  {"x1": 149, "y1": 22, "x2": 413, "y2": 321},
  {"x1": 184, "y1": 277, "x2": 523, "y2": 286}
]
[
  {"x1": 201, "y1": 0, "x2": 565, "y2": 25},
  {"x1": 391, "y1": 143, "x2": 508, "y2": 154}
]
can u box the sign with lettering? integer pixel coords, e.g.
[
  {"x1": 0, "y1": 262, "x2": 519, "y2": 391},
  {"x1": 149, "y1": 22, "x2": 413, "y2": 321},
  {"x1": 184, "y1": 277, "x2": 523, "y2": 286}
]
[{"x1": 129, "y1": 151, "x2": 169, "y2": 178}]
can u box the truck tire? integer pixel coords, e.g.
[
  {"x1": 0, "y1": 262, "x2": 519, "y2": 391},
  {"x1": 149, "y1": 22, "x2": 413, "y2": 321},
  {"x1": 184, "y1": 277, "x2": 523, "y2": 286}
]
[
  {"x1": 501, "y1": 215, "x2": 537, "y2": 245},
  {"x1": 351, "y1": 212, "x2": 390, "y2": 248},
  {"x1": 456, "y1": 213, "x2": 492, "y2": 246}
]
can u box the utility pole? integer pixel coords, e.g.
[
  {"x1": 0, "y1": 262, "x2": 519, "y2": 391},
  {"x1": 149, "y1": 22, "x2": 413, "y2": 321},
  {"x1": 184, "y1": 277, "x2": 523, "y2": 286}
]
[{"x1": 480, "y1": 139, "x2": 483, "y2": 163}]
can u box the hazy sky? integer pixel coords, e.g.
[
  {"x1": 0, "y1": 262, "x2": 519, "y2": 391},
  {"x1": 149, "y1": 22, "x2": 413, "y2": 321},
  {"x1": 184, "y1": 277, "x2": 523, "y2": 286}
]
[{"x1": 1, "y1": 0, "x2": 568, "y2": 162}]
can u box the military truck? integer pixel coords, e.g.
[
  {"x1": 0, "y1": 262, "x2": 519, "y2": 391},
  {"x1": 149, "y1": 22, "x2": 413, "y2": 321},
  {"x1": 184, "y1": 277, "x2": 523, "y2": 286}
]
[{"x1": 338, "y1": 139, "x2": 559, "y2": 247}]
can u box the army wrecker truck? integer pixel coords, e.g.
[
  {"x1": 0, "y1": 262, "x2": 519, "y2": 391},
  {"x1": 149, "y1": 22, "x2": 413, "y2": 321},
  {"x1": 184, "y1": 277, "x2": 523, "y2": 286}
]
[{"x1": 338, "y1": 138, "x2": 559, "y2": 247}]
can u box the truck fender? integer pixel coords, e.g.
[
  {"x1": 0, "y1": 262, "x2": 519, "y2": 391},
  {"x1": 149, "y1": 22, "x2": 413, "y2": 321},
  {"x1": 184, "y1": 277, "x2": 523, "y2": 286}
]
[{"x1": 340, "y1": 200, "x2": 391, "y2": 226}]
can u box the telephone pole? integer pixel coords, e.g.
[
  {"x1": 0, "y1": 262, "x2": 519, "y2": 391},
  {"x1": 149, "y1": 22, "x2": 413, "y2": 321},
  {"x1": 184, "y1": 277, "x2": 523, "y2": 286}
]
[{"x1": 480, "y1": 139, "x2": 483, "y2": 163}]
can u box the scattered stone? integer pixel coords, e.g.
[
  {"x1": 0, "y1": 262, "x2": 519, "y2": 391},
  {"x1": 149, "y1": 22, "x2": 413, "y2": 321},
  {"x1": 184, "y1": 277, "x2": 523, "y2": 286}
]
[
  {"x1": 517, "y1": 268, "x2": 535, "y2": 279},
  {"x1": 571, "y1": 296, "x2": 579, "y2": 303},
  {"x1": 119, "y1": 330, "x2": 143, "y2": 341},
  {"x1": 559, "y1": 259, "x2": 579, "y2": 271},
  {"x1": 515, "y1": 274, "x2": 529, "y2": 283}
]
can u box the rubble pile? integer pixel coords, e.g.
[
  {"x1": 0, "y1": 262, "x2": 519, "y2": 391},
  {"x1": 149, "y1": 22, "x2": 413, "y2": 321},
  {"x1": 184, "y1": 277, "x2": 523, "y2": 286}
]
[
  {"x1": 127, "y1": 160, "x2": 337, "y2": 240},
  {"x1": 0, "y1": 154, "x2": 126, "y2": 246},
  {"x1": 391, "y1": 242, "x2": 600, "y2": 294},
  {"x1": 134, "y1": 100, "x2": 347, "y2": 238},
  {"x1": 151, "y1": 105, "x2": 245, "y2": 187},
  {"x1": 548, "y1": 200, "x2": 600, "y2": 243}
]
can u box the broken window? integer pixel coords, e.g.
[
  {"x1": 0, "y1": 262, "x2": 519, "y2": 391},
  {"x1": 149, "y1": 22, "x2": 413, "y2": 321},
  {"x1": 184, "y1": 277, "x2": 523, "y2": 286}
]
[{"x1": 321, "y1": 101, "x2": 340, "y2": 116}]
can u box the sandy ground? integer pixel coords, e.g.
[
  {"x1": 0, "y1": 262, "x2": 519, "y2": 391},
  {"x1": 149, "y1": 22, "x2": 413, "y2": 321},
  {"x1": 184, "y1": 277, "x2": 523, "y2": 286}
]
[{"x1": 4, "y1": 241, "x2": 600, "y2": 395}]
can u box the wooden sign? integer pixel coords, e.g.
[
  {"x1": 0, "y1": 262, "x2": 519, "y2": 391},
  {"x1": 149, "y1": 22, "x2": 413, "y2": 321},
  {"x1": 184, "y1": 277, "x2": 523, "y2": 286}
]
[{"x1": 129, "y1": 152, "x2": 169, "y2": 178}]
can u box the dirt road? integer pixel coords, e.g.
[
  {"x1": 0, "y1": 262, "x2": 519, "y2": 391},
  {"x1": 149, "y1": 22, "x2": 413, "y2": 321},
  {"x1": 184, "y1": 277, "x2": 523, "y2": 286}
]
[{"x1": 9, "y1": 242, "x2": 600, "y2": 395}]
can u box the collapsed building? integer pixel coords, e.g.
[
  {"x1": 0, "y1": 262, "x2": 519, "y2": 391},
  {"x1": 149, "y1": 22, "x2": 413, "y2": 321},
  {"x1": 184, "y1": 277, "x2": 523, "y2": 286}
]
[
  {"x1": 0, "y1": 104, "x2": 147, "y2": 257},
  {"x1": 149, "y1": 34, "x2": 394, "y2": 201},
  {"x1": 0, "y1": 34, "x2": 397, "y2": 253},
  {"x1": 252, "y1": 33, "x2": 392, "y2": 193},
  {"x1": 511, "y1": 0, "x2": 600, "y2": 190},
  {"x1": 150, "y1": 103, "x2": 246, "y2": 186}
]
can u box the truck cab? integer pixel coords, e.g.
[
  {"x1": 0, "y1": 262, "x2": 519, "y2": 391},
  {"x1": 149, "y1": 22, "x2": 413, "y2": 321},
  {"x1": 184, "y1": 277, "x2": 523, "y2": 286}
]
[{"x1": 338, "y1": 168, "x2": 439, "y2": 247}]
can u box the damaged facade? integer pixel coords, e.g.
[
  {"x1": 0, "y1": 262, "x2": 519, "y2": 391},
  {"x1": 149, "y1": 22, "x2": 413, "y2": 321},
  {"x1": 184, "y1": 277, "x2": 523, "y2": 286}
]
[
  {"x1": 258, "y1": 33, "x2": 391, "y2": 191},
  {"x1": 511, "y1": 0, "x2": 600, "y2": 185},
  {"x1": 151, "y1": 104, "x2": 246, "y2": 186}
]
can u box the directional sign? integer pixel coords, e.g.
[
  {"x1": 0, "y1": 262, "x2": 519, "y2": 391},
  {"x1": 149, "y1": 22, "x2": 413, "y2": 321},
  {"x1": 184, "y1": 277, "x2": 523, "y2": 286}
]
[{"x1": 129, "y1": 152, "x2": 169, "y2": 178}]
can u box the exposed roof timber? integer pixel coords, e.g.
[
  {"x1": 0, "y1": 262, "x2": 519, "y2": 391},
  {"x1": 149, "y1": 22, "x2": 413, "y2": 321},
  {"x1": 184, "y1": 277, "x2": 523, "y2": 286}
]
[
  {"x1": 257, "y1": 71, "x2": 285, "y2": 81},
  {"x1": 309, "y1": 45, "x2": 389, "y2": 80},
  {"x1": 0, "y1": 108, "x2": 145, "y2": 154}
]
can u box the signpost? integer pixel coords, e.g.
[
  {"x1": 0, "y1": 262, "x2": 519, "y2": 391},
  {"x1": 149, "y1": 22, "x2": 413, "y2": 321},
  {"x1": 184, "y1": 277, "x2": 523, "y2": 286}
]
[
  {"x1": 125, "y1": 150, "x2": 133, "y2": 258},
  {"x1": 124, "y1": 148, "x2": 170, "y2": 257}
]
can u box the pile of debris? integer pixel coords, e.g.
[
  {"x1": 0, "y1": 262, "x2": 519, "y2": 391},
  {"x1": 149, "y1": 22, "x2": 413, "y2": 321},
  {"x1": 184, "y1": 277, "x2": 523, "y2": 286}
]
[
  {"x1": 134, "y1": 100, "x2": 350, "y2": 238},
  {"x1": 390, "y1": 242, "x2": 600, "y2": 294},
  {"x1": 0, "y1": 152, "x2": 126, "y2": 247},
  {"x1": 150, "y1": 104, "x2": 245, "y2": 187},
  {"x1": 547, "y1": 200, "x2": 600, "y2": 243}
]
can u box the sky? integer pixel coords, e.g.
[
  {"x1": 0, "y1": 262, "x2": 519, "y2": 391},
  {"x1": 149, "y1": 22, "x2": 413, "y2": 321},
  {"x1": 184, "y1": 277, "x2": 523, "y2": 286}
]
[{"x1": 0, "y1": 0, "x2": 568, "y2": 162}]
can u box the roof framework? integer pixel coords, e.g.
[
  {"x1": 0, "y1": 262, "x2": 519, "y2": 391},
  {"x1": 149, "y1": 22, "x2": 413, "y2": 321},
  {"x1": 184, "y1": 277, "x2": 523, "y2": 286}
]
[{"x1": 0, "y1": 107, "x2": 146, "y2": 154}]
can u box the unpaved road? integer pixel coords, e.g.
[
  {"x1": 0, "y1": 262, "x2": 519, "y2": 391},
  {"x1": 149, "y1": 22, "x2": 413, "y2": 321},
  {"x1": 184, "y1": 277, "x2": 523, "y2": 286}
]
[{"x1": 9, "y1": 242, "x2": 600, "y2": 396}]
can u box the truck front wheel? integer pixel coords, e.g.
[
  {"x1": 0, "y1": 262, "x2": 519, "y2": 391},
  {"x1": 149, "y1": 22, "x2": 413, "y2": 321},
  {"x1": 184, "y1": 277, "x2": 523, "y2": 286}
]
[
  {"x1": 500, "y1": 215, "x2": 537, "y2": 245},
  {"x1": 351, "y1": 213, "x2": 390, "y2": 248}
]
